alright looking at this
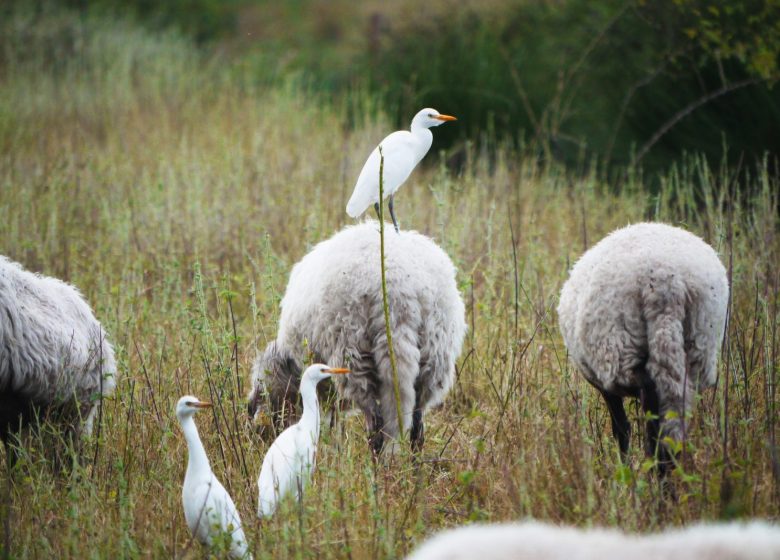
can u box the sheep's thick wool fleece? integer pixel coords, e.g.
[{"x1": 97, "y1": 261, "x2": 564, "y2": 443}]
[
  {"x1": 557, "y1": 222, "x2": 728, "y2": 394},
  {"x1": 406, "y1": 521, "x2": 780, "y2": 560},
  {"x1": 279, "y1": 220, "x2": 465, "y2": 406},
  {"x1": 0, "y1": 255, "x2": 116, "y2": 409},
  {"x1": 251, "y1": 220, "x2": 466, "y2": 434}
]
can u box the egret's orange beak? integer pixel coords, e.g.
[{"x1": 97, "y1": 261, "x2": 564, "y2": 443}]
[
  {"x1": 435, "y1": 114, "x2": 457, "y2": 121},
  {"x1": 193, "y1": 401, "x2": 212, "y2": 408},
  {"x1": 323, "y1": 368, "x2": 351, "y2": 375}
]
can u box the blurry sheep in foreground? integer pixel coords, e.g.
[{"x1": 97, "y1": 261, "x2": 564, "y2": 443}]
[
  {"x1": 557, "y1": 223, "x2": 728, "y2": 473},
  {"x1": 406, "y1": 521, "x2": 780, "y2": 560},
  {"x1": 247, "y1": 221, "x2": 466, "y2": 453}
]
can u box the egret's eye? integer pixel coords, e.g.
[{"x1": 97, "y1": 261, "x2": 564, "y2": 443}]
[
  {"x1": 186, "y1": 401, "x2": 196, "y2": 407},
  {"x1": 428, "y1": 113, "x2": 434, "y2": 118}
]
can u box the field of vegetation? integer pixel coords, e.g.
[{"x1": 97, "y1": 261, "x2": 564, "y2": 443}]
[{"x1": 0, "y1": 5, "x2": 778, "y2": 558}]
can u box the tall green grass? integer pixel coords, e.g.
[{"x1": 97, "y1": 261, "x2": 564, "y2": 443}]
[{"x1": 0, "y1": 8, "x2": 778, "y2": 559}]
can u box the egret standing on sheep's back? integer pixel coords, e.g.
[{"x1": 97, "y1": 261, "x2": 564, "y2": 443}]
[
  {"x1": 257, "y1": 364, "x2": 350, "y2": 518},
  {"x1": 346, "y1": 108, "x2": 456, "y2": 233},
  {"x1": 177, "y1": 396, "x2": 252, "y2": 559}
]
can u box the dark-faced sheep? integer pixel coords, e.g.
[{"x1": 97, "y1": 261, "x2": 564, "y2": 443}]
[
  {"x1": 557, "y1": 223, "x2": 728, "y2": 473},
  {"x1": 406, "y1": 520, "x2": 780, "y2": 560},
  {"x1": 0, "y1": 255, "x2": 117, "y2": 453},
  {"x1": 247, "y1": 221, "x2": 466, "y2": 453}
]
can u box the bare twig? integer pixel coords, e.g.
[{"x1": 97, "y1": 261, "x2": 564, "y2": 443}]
[
  {"x1": 634, "y1": 77, "x2": 767, "y2": 165},
  {"x1": 378, "y1": 146, "x2": 405, "y2": 440}
]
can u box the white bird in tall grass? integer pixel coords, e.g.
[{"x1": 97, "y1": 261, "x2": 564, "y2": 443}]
[
  {"x1": 257, "y1": 364, "x2": 350, "y2": 518},
  {"x1": 176, "y1": 396, "x2": 252, "y2": 559},
  {"x1": 346, "y1": 108, "x2": 457, "y2": 233}
]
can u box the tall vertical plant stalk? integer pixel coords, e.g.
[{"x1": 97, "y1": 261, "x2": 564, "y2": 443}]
[{"x1": 378, "y1": 146, "x2": 405, "y2": 440}]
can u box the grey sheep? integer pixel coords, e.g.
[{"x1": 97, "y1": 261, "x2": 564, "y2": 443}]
[
  {"x1": 247, "y1": 221, "x2": 467, "y2": 452},
  {"x1": 0, "y1": 255, "x2": 117, "y2": 449},
  {"x1": 406, "y1": 520, "x2": 780, "y2": 560},
  {"x1": 557, "y1": 223, "x2": 728, "y2": 473}
]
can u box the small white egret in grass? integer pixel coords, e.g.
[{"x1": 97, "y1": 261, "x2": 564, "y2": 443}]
[
  {"x1": 257, "y1": 364, "x2": 350, "y2": 518},
  {"x1": 176, "y1": 396, "x2": 252, "y2": 559},
  {"x1": 346, "y1": 108, "x2": 456, "y2": 233}
]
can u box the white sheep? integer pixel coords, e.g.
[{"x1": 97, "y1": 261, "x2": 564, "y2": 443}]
[
  {"x1": 0, "y1": 255, "x2": 117, "y2": 449},
  {"x1": 405, "y1": 520, "x2": 780, "y2": 560},
  {"x1": 557, "y1": 222, "x2": 728, "y2": 472},
  {"x1": 247, "y1": 220, "x2": 467, "y2": 452}
]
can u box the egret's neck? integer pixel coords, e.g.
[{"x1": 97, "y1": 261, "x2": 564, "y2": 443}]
[
  {"x1": 299, "y1": 378, "x2": 321, "y2": 440},
  {"x1": 180, "y1": 415, "x2": 211, "y2": 479},
  {"x1": 409, "y1": 123, "x2": 433, "y2": 158}
]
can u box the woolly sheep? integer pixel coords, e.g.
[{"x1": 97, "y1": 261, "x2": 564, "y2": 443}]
[
  {"x1": 247, "y1": 220, "x2": 466, "y2": 452},
  {"x1": 557, "y1": 223, "x2": 728, "y2": 472},
  {"x1": 405, "y1": 520, "x2": 780, "y2": 560},
  {"x1": 0, "y1": 255, "x2": 117, "y2": 448}
]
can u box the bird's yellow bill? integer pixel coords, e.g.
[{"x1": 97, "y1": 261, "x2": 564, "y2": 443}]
[
  {"x1": 324, "y1": 368, "x2": 351, "y2": 375},
  {"x1": 435, "y1": 114, "x2": 457, "y2": 121},
  {"x1": 193, "y1": 401, "x2": 212, "y2": 408}
]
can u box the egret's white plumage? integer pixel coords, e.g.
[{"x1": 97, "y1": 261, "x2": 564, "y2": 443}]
[
  {"x1": 177, "y1": 396, "x2": 251, "y2": 559},
  {"x1": 346, "y1": 108, "x2": 456, "y2": 232},
  {"x1": 257, "y1": 364, "x2": 349, "y2": 518}
]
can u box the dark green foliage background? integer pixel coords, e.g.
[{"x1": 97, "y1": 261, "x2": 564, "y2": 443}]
[{"x1": 5, "y1": 0, "x2": 780, "y2": 176}]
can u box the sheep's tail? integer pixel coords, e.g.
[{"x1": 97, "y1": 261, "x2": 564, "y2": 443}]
[
  {"x1": 643, "y1": 274, "x2": 691, "y2": 443},
  {"x1": 372, "y1": 318, "x2": 420, "y2": 442}
]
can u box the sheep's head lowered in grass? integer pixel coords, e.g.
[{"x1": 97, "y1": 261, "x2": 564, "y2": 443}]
[{"x1": 246, "y1": 341, "x2": 302, "y2": 433}]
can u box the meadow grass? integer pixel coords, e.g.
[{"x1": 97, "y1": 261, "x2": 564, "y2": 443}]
[{"x1": 0, "y1": 8, "x2": 778, "y2": 559}]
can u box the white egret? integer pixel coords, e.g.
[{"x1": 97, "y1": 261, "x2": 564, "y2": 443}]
[
  {"x1": 257, "y1": 364, "x2": 350, "y2": 518},
  {"x1": 176, "y1": 396, "x2": 252, "y2": 559},
  {"x1": 346, "y1": 108, "x2": 456, "y2": 233}
]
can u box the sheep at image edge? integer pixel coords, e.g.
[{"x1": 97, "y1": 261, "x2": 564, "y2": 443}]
[
  {"x1": 557, "y1": 223, "x2": 728, "y2": 473},
  {"x1": 247, "y1": 220, "x2": 467, "y2": 453},
  {"x1": 405, "y1": 520, "x2": 780, "y2": 560},
  {"x1": 0, "y1": 255, "x2": 117, "y2": 452}
]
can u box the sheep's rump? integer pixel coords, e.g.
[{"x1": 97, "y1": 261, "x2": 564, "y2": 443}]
[
  {"x1": 0, "y1": 255, "x2": 117, "y2": 435},
  {"x1": 557, "y1": 222, "x2": 728, "y2": 394},
  {"x1": 255, "y1": 220, "x2": 466, "y2": 419},
  {"x1": 405, "y1": 521, "x2": 780, "y2": 560}
]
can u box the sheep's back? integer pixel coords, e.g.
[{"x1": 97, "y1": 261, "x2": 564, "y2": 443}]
[
  {"x1": 558, "y1": 223, "x2": 728, "y2": 390},
  {"x1": 0, "y1": 256, "x2": 116, "y2": 404},
  {"x1": 278, "y1": 221, "x2": 462, "y2": 359}
]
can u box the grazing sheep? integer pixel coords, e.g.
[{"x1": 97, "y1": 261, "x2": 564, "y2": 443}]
[
  {"x1": 0, "y1": 255, "x2": 117, "y2": 449},
  {"x1": 247, "y1": 220, "x2": 466, "y2": 452},
  {"x1": 557, "y1": 223, "x2": 728, "y2": 472},
  {"x1": 405, "y1": 520, "x2": 780, "y2": 560}
]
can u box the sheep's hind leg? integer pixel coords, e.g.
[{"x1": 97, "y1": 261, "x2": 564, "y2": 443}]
[
  {"x1": 639, "y1": 375, "x2": 673, "y2": 476},
  {"x1": 410, "y1": 384, "x2": 424, "y2": 453},
  {"x1": 601, "y1": 391, "x2": 630, "y2": 462},
  {"x1": 366, "y1": 403, "x2": 385, "y2": 456}
]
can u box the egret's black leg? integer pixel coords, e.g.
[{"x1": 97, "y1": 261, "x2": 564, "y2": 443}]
[
  {"x1": 388, "y1": 195, "x2": 400, "y2": 233},
  {"x1": 374, "y1": 202, "x2": 381, "y2": 221},
  {"x1": 601, "y1": 392, "x2": 631, "y2": 462}
]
